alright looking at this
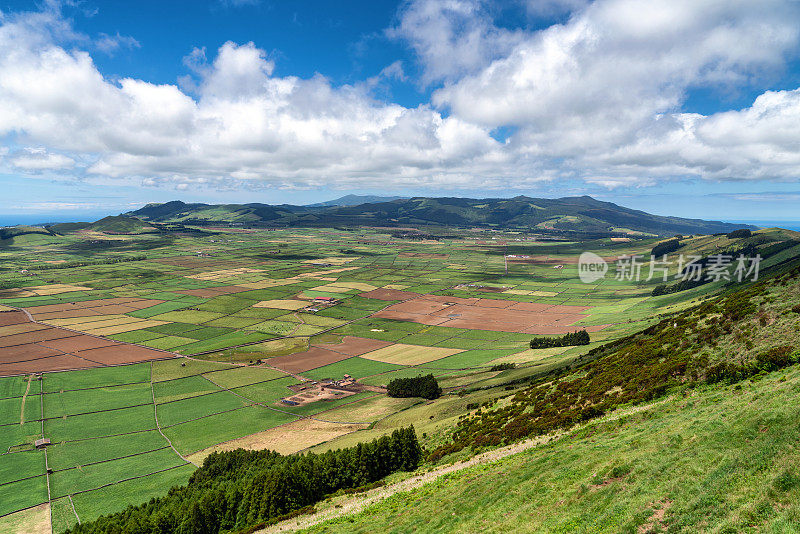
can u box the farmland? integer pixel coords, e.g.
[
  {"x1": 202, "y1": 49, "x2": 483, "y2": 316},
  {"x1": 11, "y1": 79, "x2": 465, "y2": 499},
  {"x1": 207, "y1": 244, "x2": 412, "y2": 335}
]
[{"x1": 0, "y1": 221, "x2": 794, "y2": 532}]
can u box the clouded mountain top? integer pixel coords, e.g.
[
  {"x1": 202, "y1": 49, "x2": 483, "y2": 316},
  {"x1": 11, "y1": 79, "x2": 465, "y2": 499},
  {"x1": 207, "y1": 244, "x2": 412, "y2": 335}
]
[{"x1": 127, "y1": 196, "x2": 755, "y2": 237}]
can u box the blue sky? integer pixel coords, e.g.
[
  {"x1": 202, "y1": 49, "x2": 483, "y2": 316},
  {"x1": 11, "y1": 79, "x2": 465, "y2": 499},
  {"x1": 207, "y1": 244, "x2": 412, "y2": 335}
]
[{"x1": 2, "y1": 0, "x2": 800, "y2": 224}]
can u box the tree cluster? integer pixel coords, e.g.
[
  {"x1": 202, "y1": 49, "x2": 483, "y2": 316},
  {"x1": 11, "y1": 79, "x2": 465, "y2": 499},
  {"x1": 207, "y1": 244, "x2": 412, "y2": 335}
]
[
  {"x1": 650, "y1": 238, "x2": 681, "y2": 257},
  {"x1": 66, "y1": 428, "x2": 422, "y2": 534},
  {"x1": 386, "y1": 374, "x2": 442, "y2": 400},
  {"x1": 727, "y1": 229, "x2": 752, "y2": 239},
  {"x1": 529, "y1": 330, "x2": 590, "y2": 349}
]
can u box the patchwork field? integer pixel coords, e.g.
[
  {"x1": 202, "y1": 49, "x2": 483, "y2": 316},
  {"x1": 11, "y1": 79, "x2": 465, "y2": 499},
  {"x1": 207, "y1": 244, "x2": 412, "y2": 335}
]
[{"x1": 0, "y1": 223, "x2": 745, "y2": 532}]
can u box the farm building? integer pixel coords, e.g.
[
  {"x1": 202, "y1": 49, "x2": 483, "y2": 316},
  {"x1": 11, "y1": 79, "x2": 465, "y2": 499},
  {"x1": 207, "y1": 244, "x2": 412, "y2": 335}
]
[{"x1": 34, "y1": 438, "x2": 50, "y2": 449}]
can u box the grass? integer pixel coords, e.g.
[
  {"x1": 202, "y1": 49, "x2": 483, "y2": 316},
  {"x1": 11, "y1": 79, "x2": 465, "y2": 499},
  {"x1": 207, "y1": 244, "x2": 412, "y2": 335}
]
[
  {"x1": 157, "y1": 390, "x2": 251, "y2": 427},
  {"x1": 302, "y1": 357, "x2": 404, "y2": 381},
  {"x1": 202, "y1": 366, "x2": 287, "y2": 389},
  {"x1": 44, "y1": 382, "x2": 153, "y2": 417},
  {"x1": 47, "y1": 430, "x2": 168, "y2": 471},
  {"x1": 69, "y1": 463, "x2": 195, "y2": 525},
  {"x1": 151, "y1": 358, "x2": 232, "y2": 382},
  {"x1": 44, "y1": 363, "x2": 150, "y2": 392},
  {"x1": 162, "y1": 406, "x2": 297, "y2": 455},
  {"x1": 45, "y1": 404, "x2": 156, "y2": 442},
  {"x1": 153, "y1": 375, "x2": 220, "y2": 403},
  {"x1": 0, "y1": 477, "x2": 48, "y2": 517},
  {"x1": 304, "y1": 367, "x2": 800, "y2": 534},
  {"x1": 0, "y1": 449, "x2": 44, "y2": 486},
  {"x1": 50, "y1": 447, "x2": 184, "y2": 498},
  {"x1": 0, "y1": 375, "x2": 32, "y2": 398},
  {"x1": 0, "y1": 421, "x2": 42, "y2": 453}
]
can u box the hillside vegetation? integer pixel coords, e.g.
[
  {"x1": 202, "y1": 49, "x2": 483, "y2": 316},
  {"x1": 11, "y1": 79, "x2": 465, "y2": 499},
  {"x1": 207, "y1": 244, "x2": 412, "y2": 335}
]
[
  {"x1": 295, "y1": 262, "x2": 800, "y2": 533},
  {"x1": 431, "y1": 262, "x2": 800, "y2": 459},
  {"x1": 127, "y1": 196, "x2": 753, "y2": 236}
]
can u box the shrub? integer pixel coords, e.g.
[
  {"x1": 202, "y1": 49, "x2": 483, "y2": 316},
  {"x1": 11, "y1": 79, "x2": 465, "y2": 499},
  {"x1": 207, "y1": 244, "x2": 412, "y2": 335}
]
[{"x1": 490, "y1": 363, "x2": 516, "y2": 371}]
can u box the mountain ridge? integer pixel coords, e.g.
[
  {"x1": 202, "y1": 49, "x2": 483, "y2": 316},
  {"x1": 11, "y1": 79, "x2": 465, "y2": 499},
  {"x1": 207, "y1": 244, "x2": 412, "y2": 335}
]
[{"x1": 127, "y1": 196, "x2": 756, "y2": 236}]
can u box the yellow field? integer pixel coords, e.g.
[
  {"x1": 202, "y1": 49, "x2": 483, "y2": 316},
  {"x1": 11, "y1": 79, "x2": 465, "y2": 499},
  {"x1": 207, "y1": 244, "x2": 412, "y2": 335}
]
[
  {"x1": 0, "y1": 284, "x2": 92, "y2": 298},
  {"x1": 360, "y1": 343, "x2": 463, "y2": 365},
  {"x1": 186, "y1": 268, "x2": 265, "y2": 281},
  {"x1": 0, "y1": 503, "x2": 50, "y2": 534},
  {"x1": 252, "y1": 299, "x2": 308, "y2": 310},
  {"x1": 186, "y1": 419, "x2": 369, "y2": 464},
  {"x1": 83, "y1": 320, "x2": 167, "y2": 335},
  {"x1": 383, "y1": 284, "x2": 409, "y2": 290},
  {"x1": 302, "y1": 256, "x2": 359, "y2": 265},
  {"x1": 237, "y1": 279, "x2": 298, "y2": 289},
  {"x1": 314, "y1": 281, "x2": 377, "y2": 292},
  {"x1": 318, "y1": 395, "x2": 420, "y2": 423},
  {"x1": 43, "y1": 314, "x2": 142, "y2": 327}
]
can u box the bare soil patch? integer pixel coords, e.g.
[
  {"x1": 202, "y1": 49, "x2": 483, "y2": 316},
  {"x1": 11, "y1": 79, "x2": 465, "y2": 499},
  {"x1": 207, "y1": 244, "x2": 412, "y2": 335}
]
[
  {"x1": 0, "y1": 311, "x2": 28, "y2": 327},
  {"x1": 312, "y1": 336, "x2": 393, "y2": 356},
  {"x1": 0, "y1": 313, "x2": 175, "y2": 375},
  {"x1": 72, "y1": 344, "x2": 170, "y2": 365},
  {"x1": 38, "y1": 335, "x2": 117, "y2": 352},
  {"x1": 0, "y1": 329, "x2": 79, "y2": 348},
  {"x1": 372, "y1": 295, "x2": 606, "y2": 335},
  {"x1": 266, "y1": 347, "x2": 353, "y2": 374}
]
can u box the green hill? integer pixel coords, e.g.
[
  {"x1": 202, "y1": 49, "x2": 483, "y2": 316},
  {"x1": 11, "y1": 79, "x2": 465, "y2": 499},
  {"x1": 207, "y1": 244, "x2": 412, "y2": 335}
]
[
  {"x1": 294, "y1": 261, "x2": 800, "y2": 533},
  {"x1": 0, "y1": 225, "x2": 53, "y2": 240},
  {"x1": 126, "y1": 196, "x2": 756, "y2": 237},
  {"x1": 85, "y1": 215, "x2": 155, "y2": 234}
]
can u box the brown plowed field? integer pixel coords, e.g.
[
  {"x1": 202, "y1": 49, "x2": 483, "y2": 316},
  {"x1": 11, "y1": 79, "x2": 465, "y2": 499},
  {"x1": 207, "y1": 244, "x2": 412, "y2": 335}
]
[
  {"x1": 266, "y1": 347, "x2": 354, "y2": 374},
  {"x1": 27, "y1": 298, "x2": 164, "y2": 321},
  {"x1": 0, "y1": 310, "x2": 176, "y2": 376},
  {"x1": 371, "y1": 295, "x2": 606, "y2": 335},
  {"x1": 38, "y1": 335, "x2": 118, "y2": 352},
  {"x1": 312, "y1": 336, "x2": 393, "y2": 356},
  {"x1": 0, "y1": 311, "x2": 28, "y2": 327}
]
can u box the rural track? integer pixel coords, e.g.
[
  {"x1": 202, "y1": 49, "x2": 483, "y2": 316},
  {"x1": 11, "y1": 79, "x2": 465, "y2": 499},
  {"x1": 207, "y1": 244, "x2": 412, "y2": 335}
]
[{"x1": 259, "y1": 395, "x2": 675, "y2": 533}]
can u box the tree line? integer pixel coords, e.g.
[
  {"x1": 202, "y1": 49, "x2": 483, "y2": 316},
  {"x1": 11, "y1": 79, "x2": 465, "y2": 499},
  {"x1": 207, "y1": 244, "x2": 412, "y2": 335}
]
[
  {"x1": 66, "y1": 427, "x2": 422, "y2": 534},
  {"x1": 529, "y1": 330, "x2": 590, "y2": 349}
]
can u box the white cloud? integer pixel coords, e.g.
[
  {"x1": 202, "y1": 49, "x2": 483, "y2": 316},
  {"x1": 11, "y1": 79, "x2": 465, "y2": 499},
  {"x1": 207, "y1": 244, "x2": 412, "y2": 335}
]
[
  {"x1": 95, "y1": 32, "x2": 140, "y2": 55},
  {"x1": 387, "y1": 0, "x2": 526, "y2": 85},
  {"x1": 2, "y1": 0, "x2": 800, "y2": 193},
  {"x1": 6, "y1": 148, "x2": 75, "y2": 171}
]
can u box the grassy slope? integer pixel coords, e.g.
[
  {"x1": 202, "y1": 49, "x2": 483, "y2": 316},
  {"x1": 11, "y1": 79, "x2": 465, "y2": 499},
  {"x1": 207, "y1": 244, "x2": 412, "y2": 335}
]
[
  {"x1": 297, "y1": 265, "x2": 800, "y2": 533},
  {"x1": 305, "y1": 366, "x2": 800, "y2": 533}
]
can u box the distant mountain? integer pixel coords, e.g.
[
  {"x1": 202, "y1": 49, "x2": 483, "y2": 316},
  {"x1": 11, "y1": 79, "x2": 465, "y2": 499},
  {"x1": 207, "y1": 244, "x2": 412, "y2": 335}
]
[
  {"x1": 49, "y1": 215, "x2": 156, "y2": 235},
  {"x1": 307, "y1": 194, "x2": 406, "y2": 207},
  {"x1": 125, "y1": 196, "x2": 758, "y2": 236}
]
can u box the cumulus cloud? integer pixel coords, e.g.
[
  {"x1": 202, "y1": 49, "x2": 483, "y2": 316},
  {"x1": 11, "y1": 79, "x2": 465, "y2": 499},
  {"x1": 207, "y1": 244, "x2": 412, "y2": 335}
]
[
  {"x1": 2, "y1": 0, "x2": 800, "y2": 192},
  {"x1": 388, "y1": 0, "x2": 526, "y2": 85},
  {"x1": 6, "y1": 148, "x2": 75, "y2": 171}
]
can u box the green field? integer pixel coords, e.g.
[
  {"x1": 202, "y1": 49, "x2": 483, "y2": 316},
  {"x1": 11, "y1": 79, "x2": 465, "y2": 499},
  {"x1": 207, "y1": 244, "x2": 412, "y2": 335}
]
[{"x1": 0, "y1": 223, "x2": 794, "y2": 532}]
